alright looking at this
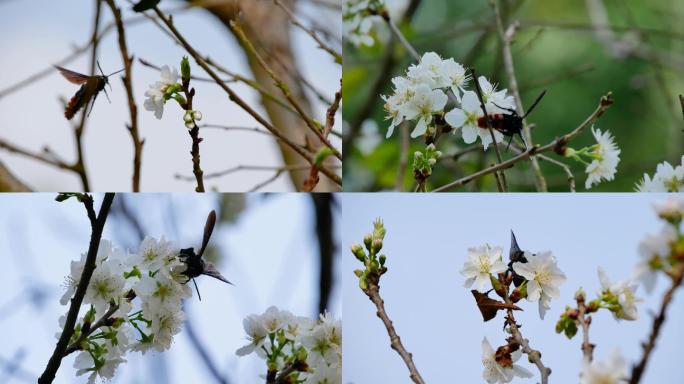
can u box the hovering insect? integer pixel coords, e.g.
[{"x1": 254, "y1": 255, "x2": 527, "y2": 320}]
[
  {"x1": 54, "y1": 62, "x2": 124, "y2": 120},
  {"x1": 179, "y1": 210, "x2": 233, "y2": 301},
  {"x1": 477, "y1": 90, "x2": 547, "y2": 150},
  {"x1": 471, "y1": 290, "x2": 522, "y2": 322}
]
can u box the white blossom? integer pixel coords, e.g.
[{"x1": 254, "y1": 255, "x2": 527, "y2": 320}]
[
  {"x1": 481, "y1": 337, "x2": 533, "y2": 383},
  {"x1": 634, "y1": 225, "x2": 677, "y2": 293},
  {"x1": 461, "y1": 244, "x2": 507, "y2": 291},
  {"x1": 585, "y1": 127, "x2": 621, "y2": 189},
  {"x1": 512, "y1": 251, "x2": 566, "y2": 319},
  {"x1": 445, "y1": 91, "x2": 503, "y2": 149},
  {"x1": 637, "y1": 155, "x2": 684, "y2": 192},
  {"x1": 83, "y1": 261, "x2": 126, "y2": 315},
  {"x1": 235, "y1": 314, "x2": 269, "y2": 357},
  {"x1": 598, "y1": 267, "x2": 641, "y2": 321},
  {"x1": 580, "y1": 348, "x2": 627, "y2": 384},
  {"x1": 143, "y1": 65, "x2": 179, "y2": 119},
  {"x1": 401, "y1": 84, "x2": 447, "y2": 138},
  {"x1": 343, "y1": 0, "x2": 383, "y2": 47},
  {"x1": 74, "y1": 350, "x2": 125, "y2": 384}
]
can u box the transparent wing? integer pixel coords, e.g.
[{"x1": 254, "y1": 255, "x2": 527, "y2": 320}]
[{"x1": 54, "y1": 66, "x2": 89, "y2": 85}]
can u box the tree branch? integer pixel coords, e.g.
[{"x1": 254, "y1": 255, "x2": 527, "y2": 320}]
[
  {"x1": 362, "y1": 271, "x2": 425, "y2": 384},
  {"x1": 489, "y1": 0, "x2": 547, "y2": 191},
  {"x1": 629, "y1": 266, "x2": 684, "y2": 384},
  {"x1": 433, "y1": 92, "x2": 613, "y2": 192},
  {"x1": 38, "y1": 193, "x2": 115, "y2": 384},
  {"x1": 105, "y1": 0, "x2": 143, "y2": 192}
]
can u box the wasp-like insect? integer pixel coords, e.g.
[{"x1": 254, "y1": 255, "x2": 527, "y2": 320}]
[
  {"x1": 179, "y1": 210, "x2": 233, "y2": 300},
  {"x1": 54, "y1": 62, "x2": 124, "y2": 120},
  {"x1": 477, "y1": 90, "x2": 547, "y2": 149}
]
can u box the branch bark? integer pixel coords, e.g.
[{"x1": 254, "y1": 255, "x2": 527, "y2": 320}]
[
  {"x1": 362, "y1": 271, "x2": 425, "y2": 384},
  {"x1": 629, "y1": 267, "x2": 684, "y2": 384},
  {"x1": 38, "y1": 193, "x2": 115, "y2": 384},
  {"x1": 104, "y1": 0, "x2": 143, "y2": 192}
]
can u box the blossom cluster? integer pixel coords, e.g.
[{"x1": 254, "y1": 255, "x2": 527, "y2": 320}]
[
  {"x1": 461, "y1": 238, "x2": 566, "y2": 383},
  {"x1": 461, "y1": 243, "x2": 566, "y2": 320},
  {"x1": 383, "y1": 52, "x2": 516, "y2": 148},
  {"x1": 59, "y1": 236, "x2": 191, "y2": 383},
  {"x1": 236, "y1": 306, "x2": 341, "y2": 384},
  {"x1": 343, "y1": 0, "x2": 385, "y2": 47},
  {"x1": 637, "y1": 155, "x2": 684, "y2": 192}
]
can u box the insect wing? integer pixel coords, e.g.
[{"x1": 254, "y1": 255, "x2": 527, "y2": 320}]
[
  {"x1": 198, "y1": 210, "x2": 217, "y2": 258},
  {"x1": 55, "y1": 66, "x2": 90, "y2": 85},
  {"x1": 202, "y1": 262, "x2": 233, "y2": 285}
]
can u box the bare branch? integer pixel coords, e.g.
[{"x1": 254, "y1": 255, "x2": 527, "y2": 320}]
[
  {"x1": 38, "y1": 193, "x2": 116, "y2": 384},
  {"x1": 105, "y1": 0, "x2": 143, "y2": 192}
]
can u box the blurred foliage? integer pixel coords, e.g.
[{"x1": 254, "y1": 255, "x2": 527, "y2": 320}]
[{"x1": 343, "y1": 0, "x2": 684, "y2": 191}]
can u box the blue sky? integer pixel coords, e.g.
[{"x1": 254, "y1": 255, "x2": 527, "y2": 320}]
[
  {"x1": 0, "y1": 193, "x2": 342, "y2": 384},
  {"x1": 0, "y1": 1, "x2": 340, "y2": 191},
  {"x1": 342, "y1": 193, "x2": 684, "y2": 383}
]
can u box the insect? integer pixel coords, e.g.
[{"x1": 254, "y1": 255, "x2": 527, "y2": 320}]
[
  {"x1": 477, "y1": 90, "x2": 547, "y2": 150},
  {"x1": 179, "y1": 210, "x2": 233, "y2": 301},
  {"x1": 54, "y1": 62, "x2": 124, "y2": 120},
  {"x1": 471, "y1": 290, "x2": 522, "y2": 322},
  {"x1": 508, "y1": 231, "x2": 529, "y2": 287}
]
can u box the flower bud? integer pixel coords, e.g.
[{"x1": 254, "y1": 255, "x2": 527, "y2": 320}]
[
  {"x1": 351, "y1": 244, "x2": 366, "y2": 261},
  {"x1": 192, "y1": 110, "x2": 203, "y2": 121},
  {"x1": 414, "y1": 151, "x2": 424, "y2": 159},
  {"x1": 183, "y1": 111, "x2": 193, "y2": 123},
  {"x1": 428, "y1": 158, "x2": 436, "y2": 166},
  {"x1": 426, "y1": 143, "x2": 436, "y2": 151},
  {"x1": 435, "y1": 150, "x2": 443, "y2": 158},
  {"x1": 379, "y1": 254, "x2": 386, "y2": 266},
  {"x1": 180, "y1": 56, "x2": 191, "y2": 83},
  {"x1": 185, "y1": 121, "x2": 194, "y2": 129},
  {"x1": 354, "y1": 269, "x2": 364, "y2": 277},
  {"x1": 371, "y1": 238, "x2": 383, "y2": 253},
  {"x1": 363, "y1": 234, "x2": 373, "y2": 250}
]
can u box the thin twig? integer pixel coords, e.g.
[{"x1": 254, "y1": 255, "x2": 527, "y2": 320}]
[
  {"x1": 362, "y1": 271, "x2": 425, "y2": 384},
  {"x1": 433, "y1": 92, "x2": 613, "y2": 191},
  {"x1": 471, "y1": 67, "x2": 507, "y2": 192},
  {"x1": 395, "y1": 124, "x2": 410, "y2": 191},
  {"x1": 273, "y1": 0, "x2": 342, "y2": 62},
  {"x1": 505, "y1": 306, "x2": 551, "y2": 383},
  {"x1": 229, "y1": 21, "x2": 342, "y2": 161},
  {"x1": 105, "y1": 0, "x2": 143, "y2": 192},
  {"x1": 38, "y1": 193, "x2": 116, "y2": 384},
  {"x1": 629, "y1": 267, "x2": 684, "y2": 384},
  {"x1": 381, "y1": 12, "x2": 420, "y2": 61},
  {"x1": 71, "y1": 0, "x2": 105, "y2": 192},
  {"x1": 576, "y1": 295, "x2": 594, "y2": 364},
  {"x1": 64, "y1": 303, "x2": 120, "y2": 356},
  {"x1": 489, "y1": 0, "x2": 548, "y2": 192},
  {"x1": 176, "y1": 164, "x2": 312, "y2": 181}
]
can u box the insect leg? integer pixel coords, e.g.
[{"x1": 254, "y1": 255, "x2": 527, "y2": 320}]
[
  {"x1": 192, "y1": 278, "x2": 202, "y2": 301},
  {"x1": 103, "y1": 87, "x2": 111, "y2": 103},
  {"x1": 87, "y1": 92, "x2": 99, "y2": 117}
]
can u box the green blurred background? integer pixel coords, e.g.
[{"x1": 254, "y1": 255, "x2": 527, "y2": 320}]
[{"x1": 343, "y1": 0, "x2": 684, "y2": 191}]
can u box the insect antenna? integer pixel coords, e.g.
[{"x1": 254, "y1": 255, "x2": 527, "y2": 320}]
[
  {"x1": 97, "y1": 60, "x2": 106, "y2": 77},
  {"x1": 192, "y1": 278, "x2": 202, "y2": 301},
  {"x1": 106, "y1": 68, "x2": 125, "y2": 77},
  {"x1": 198, "y1": 210, "x2": 217, "y2": 259},
  {"x1": 521, "y1": 90, "x2": 547, "y2": 119}
]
